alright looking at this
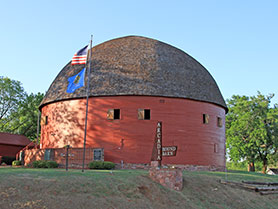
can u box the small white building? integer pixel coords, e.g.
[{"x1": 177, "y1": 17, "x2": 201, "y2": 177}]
[{"x1": 266, "y1": 168, "x2": 278, "y2": 175}]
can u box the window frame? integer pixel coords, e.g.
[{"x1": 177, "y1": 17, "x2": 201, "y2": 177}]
[
  {"x1": 203, "y1": 114, "x2": 209, "y2": 124},
  {"x1": 45, "y1": 116, "x2": 48, "y2": 125},
  {"x1": 217, "y1": 117, "x2": 223, "y2": 127},
  {"x1": 93, "y1": 148, "x2": 103, "y2": 161},
  {"x1": 214, "y1": 143, "x2": 219, "y2": 153},
  {"x1": 107, "y1": 109, "x2": 121, "y2": 120},
  {"x1": 138, "y1": 109, "x2": 151, "y2": 120}
]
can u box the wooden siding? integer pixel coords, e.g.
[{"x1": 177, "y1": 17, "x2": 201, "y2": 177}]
[
  {"x1": 41, "y1": 96, "x2": 226, "y2": 167},
  {"x1": 0, "y1": 144, "x2": 26, "y2": 157}
]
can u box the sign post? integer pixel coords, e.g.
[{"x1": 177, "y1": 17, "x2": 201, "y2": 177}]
[{"x1": 65, "y1": 145, "x2": 70, "y2": 171}]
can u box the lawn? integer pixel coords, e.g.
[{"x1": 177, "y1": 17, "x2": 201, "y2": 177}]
[{"x1": 0, "y1": 167, "x2": 278, "y2": 209}]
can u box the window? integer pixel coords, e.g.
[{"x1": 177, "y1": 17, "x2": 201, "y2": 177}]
[
  {"x1": 41, "y1": 117, "x2": 44, "y2": 126},
  {"x1": 93, "y1": 148, "x2": 103, "y2": 161},
  {"x1": 203, "y1": 114, "x2": 209, "y2": 124},
  {"x1": 114, "y1": 109, "x2": 120, "y2": 119},
  {"x1": 138, "y1": 109, "x2": 151, "y2": 120},
  {"x1": 214, "y1": 143, "x2": 219, "y2": 153},
  {"x1": 217, "y1": 117, "x2": 223, "y2": 127},
  {"x1": 41, "y1": 116, "x2": 48, "y2": 125},
  {"x1": 107, "y1": 109, "x2": 120, "y2": 120},
  {"x1": 44, "y1": 116, "x2": 48, "y2": 125},
  {"x1": 44, "y1": 149, "x2": 52, "y2": 160}
]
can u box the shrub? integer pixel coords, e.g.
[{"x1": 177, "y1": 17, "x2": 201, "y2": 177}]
[
  {"x1": 12, "y1": 160, "x2": 21, "y2": 166},
  {"x1": 32, "y1": 160, "x2": 47, "y2": 168},
  {"x1": 46, "y1": 161, "x2": 58, "y2": 168},
  {"x1": 88, "y1": 161, "x2": 103, "y2": 169},
  {"x1": 38, "y1": 160, "x2": 47, "y2": 168},
  {"x1": 31, "y1": 160, "x2": 39, "y2": 168},
  {"x1": 103, "y1": 161, "x2": 115, "y2": 170},
  {"x1": 88, "y1": 161, "x2": 115, "y2": 170},
  {"x1": 32, "y1": 160, "x2": 58, "y2": 168}
]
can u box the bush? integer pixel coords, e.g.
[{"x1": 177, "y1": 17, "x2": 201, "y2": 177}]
[
  {"x1": 88, "y1": 161, "x2": 115, "y2": 170},
  {"x1": 103, "y1": 161, "x2": 115, "y2": 170},
  {"x1": 46, "y1": 161, "x2": 58, "y2": 168},
  {"x1": 88, "y1": 161, "x2": 103, "y2": 169},
  {"x1": 32, "y1": 160, "x2": 58, "y2": 168},
  {"x1": 1, "y1": 156, "x2": 16, "y2": 165},
  {"x1": 32, "y1": 160, "x2": 47, "y2": 168},
  {"x1": 12, "y1": 160, "x2": 21, "y2": 166}
]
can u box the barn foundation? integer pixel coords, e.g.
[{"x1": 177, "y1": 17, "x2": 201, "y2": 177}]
[{"x1": 19, "y1": 147, "x2": 104, "y2": 168}]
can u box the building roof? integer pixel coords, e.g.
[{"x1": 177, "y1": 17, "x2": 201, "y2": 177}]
[
  {"x1": 267, "y1": 168, "x2": 278, "y2": 175},
  {"x1": 40, "y1": 36, "x2": 227, "y2": 111},
  {"x1": 0, "y1": 132, "x2": 31, "y2": 146}
]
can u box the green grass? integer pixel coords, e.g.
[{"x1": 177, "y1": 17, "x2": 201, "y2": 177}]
[
  {"x1": 0, "y1": 167, "x2": 278, "y2": 209},
  {"x1": 0, "y1": 166, "x2": 145, "y2": 177},
  {"x1": 184, "y1": 169, "x2": 278, "y2": 182}
]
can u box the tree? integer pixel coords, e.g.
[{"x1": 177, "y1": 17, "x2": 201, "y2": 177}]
[
  {"x1": 226, "y1": 92, "x2": 278, "y2": 173},
  {"x1": 4, "y1": 93, "x2": 44, "y2": 140},
  {"x1": 0, "y1": 76, "x2": 25, "y2": 121},
  {"x1": 0, "y1": 76, "x2": 44, "y2": 141}
]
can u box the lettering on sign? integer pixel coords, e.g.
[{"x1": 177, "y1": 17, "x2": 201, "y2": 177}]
[
  {"x1": 151, "y1": 121, "x2": 162, "y2": 163},
  {"x1": 156, "y1": 122, "x2": 162, "y2": 161},
  {"x1": 162, "y1": 146, "x2": 177, "y2": 157}
]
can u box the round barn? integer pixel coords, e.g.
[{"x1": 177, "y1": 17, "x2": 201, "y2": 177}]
[{"x1": 39, "y1": 36, "x2": 227, "y2": 170}]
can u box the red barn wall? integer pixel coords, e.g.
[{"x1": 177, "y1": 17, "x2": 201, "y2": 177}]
[
  {"x1": 0, "y1": 144, "x2": 25, "y2": 157},
  {"x1": 41, "y1": 96, "x2": 226, "y2": 167}
]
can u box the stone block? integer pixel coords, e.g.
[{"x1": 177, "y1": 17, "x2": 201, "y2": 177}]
[
  {"x1": 150, "y1": 161, "x2": 160, "y2": 167},
  {"x1": 149, "y1": 168, "x2": 183, "y2": 191}
]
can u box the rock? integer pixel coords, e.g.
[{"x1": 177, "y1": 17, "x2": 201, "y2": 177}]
[{"x1": 149, "y1": 168, "x2": 183, "y2": 191}]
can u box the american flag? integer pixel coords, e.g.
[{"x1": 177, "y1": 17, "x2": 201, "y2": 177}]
[{"x1": 71, "y1": 45, "x2": 88, "y2": 65}]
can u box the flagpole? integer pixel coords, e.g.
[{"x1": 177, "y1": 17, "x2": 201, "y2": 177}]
[
  {"x1": 36, "y1": 111, "x2": 41, "y2": 149},
  {"x1": 82, "y1": 35, "x2": 93, "y2": 172}
]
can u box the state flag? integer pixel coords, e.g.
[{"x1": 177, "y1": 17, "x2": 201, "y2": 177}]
[{"x1": 66, "y1": 68, "x2": 86, "y2": 93}]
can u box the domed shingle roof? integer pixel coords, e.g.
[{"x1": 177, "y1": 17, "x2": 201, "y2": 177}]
[{"x1": 40, "y1": 36, "x2": 227, "y2": 111}]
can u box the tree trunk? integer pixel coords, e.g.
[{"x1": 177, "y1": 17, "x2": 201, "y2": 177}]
[
  {"x1": 262, "y1": 159, "x2": 268, "y2": 174},
  {"x1": 248, "y1": 162, "x2": 255, "y2": 172}
]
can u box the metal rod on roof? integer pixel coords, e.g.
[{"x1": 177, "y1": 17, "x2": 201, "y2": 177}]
[{"x1": 82, "y1": 35, "x2": 93, "y2": 172}]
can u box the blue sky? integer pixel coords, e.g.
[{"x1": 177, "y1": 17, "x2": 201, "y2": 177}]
[{"x1": 1, "y1": 1, "x2": 277, "y2": 105}]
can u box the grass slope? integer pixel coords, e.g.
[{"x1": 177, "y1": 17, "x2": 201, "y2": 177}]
[{"x1": 0, "y1": 167, "x2": 278, "y2": 209}]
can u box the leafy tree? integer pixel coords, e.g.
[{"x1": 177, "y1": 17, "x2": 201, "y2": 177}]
[
  {"x1": 0, "y1": 76, "x2": 25, "y2": 121},
  {"x1": 226, "y1": 92, "x2": 278, "y2": 173},
  {"x1": 0, "y1": 76, "x2": 44, "y2": 141},
  {"x1": 4, "y1": 93, "x2": 44, "y2": 140}
]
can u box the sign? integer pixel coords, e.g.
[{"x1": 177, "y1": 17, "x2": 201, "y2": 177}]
[
  {"x1": 151, "y1": 122, "x2": 178, "y2": 164},
  {"x1": 151, "y1": 121, "x2": 162, "y2": 164},
  {"x1": 162, "y1": 146, "x2": 177, "y2": 156},
  {"x1": 156, "y1": 122, "x2": 162, "y2": 161}
]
